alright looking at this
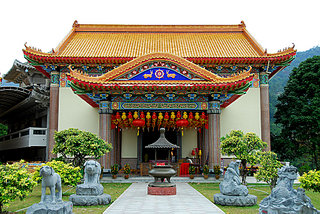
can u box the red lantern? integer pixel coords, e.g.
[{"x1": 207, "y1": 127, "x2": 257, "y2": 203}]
[
  {"x1": 132, "y1": 119, "x2": 145, "y2": 136},
  {"x1": 191, "y1": 149, "x2": 196, "y2": 157},
  {"x1": 128, "y1": 112, "x2": 133, "y2": 127},
  {"x1": 176, "y1": 119, "x2": 189, "y2": 136},
  {"x1": 163, "y1": 112, "x2": 169, "y2": 128},
  {"x1": 152, "y1": 112, "x2": 157, "y2": 130}
]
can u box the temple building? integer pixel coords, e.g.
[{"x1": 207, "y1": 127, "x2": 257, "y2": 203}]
[{"x1": 22, "y1": 21, "x2": 296, "y2": 169}]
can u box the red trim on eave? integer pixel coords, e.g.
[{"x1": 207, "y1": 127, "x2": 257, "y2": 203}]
[
  {"x1": 34, "y1": 66, "x2": 50, "y2": 79},
  {"x1": 78, "y1": 94, "x2": 99, "y2": 108},
  {"x1": 220, "y1": 87, "x2": 250, "y2": 108}
]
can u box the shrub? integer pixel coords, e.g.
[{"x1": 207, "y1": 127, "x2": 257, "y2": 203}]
[
  {"x1": 33, "y1": 160, "x2": 82, "y2": 187},
  {"x1": 299, "y1": 170, "x2": 320, "y2": 192},
  {"x1": 221, "y1": 130, "x2": 267, "y2": 185},
  {"x1": 123, "y1": 164, "x2": 131, "y2": 175},
  {"x1": 253, "y1": 151, "x2": 283, "y2": 190},
  {"x1": 189, "y1": 165, "x2": 195, "y2": 175},
  {"x1": 111, "y1": 164, "x2": 119, "y2": 175},
  {"x1": 203, "y1": 165, "x2": 209, "y2": 175},
  {"x1": 53, "y1": 128, "x2": 112, "y2": 168},
  {"x1": 0, "y1": 161, "x2": 37, "y2": 213}
]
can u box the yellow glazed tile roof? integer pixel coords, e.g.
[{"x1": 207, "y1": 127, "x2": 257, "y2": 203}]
[
  {"x1": 53, "y1": 21, "x2": 265, "y2": 58},
  {"x1": 58, "y1": 32, "x2": 260, "y2": 58},
  {"x1": 23, "y1": 21, "x2": 296, "y2": 66}
]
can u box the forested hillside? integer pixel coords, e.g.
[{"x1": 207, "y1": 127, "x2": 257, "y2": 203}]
[{"x1": 269, "y1": 46, "x2": 320, "y2": 135}]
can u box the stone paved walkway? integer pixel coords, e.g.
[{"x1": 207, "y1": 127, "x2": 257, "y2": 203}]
[{"x1": 103, "y1": 183, "x2": 225, "y2": 214}]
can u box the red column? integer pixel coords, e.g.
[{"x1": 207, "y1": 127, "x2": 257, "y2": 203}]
[
  {"x1": 207, "y1": 99, "x2": 221, "y2": 168},
  {"x1": 48, "y1": 71, "x2": 59, "y2": 160},
  {"x1": 208, "y1": 113, "x2": 221, "y2": 168},
  {"x1": 260, "y1": 72, "x2": 271, "y2": 151},
  {"x1": 99, "y1": 101, "x2": 113, "y2": 169}
]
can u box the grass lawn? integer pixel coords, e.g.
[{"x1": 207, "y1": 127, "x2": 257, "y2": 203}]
[
  {"x1": 5, "y1": 183, "x2": 131, "y2": 214},
  {"x1": 190, "y1": 183, "x2": 320, "y2": 214}
]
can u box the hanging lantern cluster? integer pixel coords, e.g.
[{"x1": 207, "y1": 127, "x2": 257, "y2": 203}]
[{"x1": 111, "y1": 111, "x2": 208, "y2": 135}]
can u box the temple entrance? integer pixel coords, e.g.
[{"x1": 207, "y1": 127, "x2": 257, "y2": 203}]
[{"x1": 142, "y1": 129, "x2": 178, "y2": 163}]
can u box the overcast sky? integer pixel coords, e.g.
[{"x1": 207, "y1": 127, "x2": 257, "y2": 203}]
[{"x1": 1, "y1": 0, "x2": 319, "y2": 76}]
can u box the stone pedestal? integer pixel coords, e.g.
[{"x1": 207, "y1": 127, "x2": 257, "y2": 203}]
[
  {"x1": 27, "y1": 195, "x2": 73, "y2": 214},
  {"x1": 69, "y1": 185, "x2": 111, "y2": 206},
  {"x1": 214, "y1": 193, "x2": 257, "y2": 206},
  {"x1": 76, "y1": 184, "x2": 104, "y2": 195}
]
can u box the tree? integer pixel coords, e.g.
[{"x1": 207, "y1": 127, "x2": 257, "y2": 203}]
[
  {"x1": 53, "y1": 128, "x2": 112, "y2": 168},
  {"x1": 275, "y1": 56, "x2": 320, "y2": 170},
  {"x1": 220, "y1": 130, "x2": 267, "y2": 185},
  {"x1": 253, "y1": 151, "x2": 283, "y2": 190},
  {"x1": 0, "y1": 161, "x2": 37, "y2": 213}
]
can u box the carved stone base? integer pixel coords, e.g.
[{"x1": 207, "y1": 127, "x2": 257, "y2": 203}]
[
  {"x1": 214, "y1": 193, "x2": 257, "y2": 206},
  {"x1": 26, "y1": 200, "x2": 73, "y2": 214},
  {"x1": 76, "y1": 184, "x2": 104, "y2": 196},
  {"x1": 148, "y1": 186, "x2": 176, "y2": 195},
  {"x1": 69, "y1": 193, "x2": 111, "y2": 206}
]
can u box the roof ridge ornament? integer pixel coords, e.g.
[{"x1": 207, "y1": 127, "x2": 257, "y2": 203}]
[
  {"x1": 72, "y1": 20, "x2": 79, "y2": 28},
  {"x1": 240, "y1": 21, "x2": 246, "y2": 28}
]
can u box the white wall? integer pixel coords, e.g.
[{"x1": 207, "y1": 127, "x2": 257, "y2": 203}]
[
  {"x1": 121, "y1": 129, "x2": 137, "y2": 158},
  {"x1": 182, "y1": 128, "x2": 197, "y2": 158},
  {"x1": 58, "y1": 87, "x2": 99, "y2": 134},
  {"x1": 220, "y1": 88, "x2": 261, "y2": 137}
]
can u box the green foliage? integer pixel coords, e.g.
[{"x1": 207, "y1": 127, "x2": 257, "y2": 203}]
[
  {"x1": 0, "y1": 161, "x2": 37, "y2": 212},
  {"x1": 33, "y1": 160, "x2": 82, "y2": 187},
  {"x1": 269, "y1": 46, "x2": 320, "y2": 129},
  {"x1": 0, "y1": 123, "x2": 8, "y2": 137},
  {"x1": 111, "y1": 164, "x2": 119, "y2": 175},
  {"x1": 53, "y1": 128, "x2": 112, "y2": 167},
  {"x1": 189, "y1": 165, "x2": 195, "y2": 175},
  {"x1": 123, "y1": 164, "x2": 131, "y2": 174},
  {"x1": 253, "y1": 151, "x2": 283, "y2": 190},
  {"x1": 221, "y1": 130, "x2": 267, "y2": 185},
  {"x1": 203, "y1": 165, "x2": 209, "y2": 175},
  {"x1": 299, "y1": 170, "x2": 320, "y2": 192},
  {"x1": 275, "y1": 56, "x2": 320, "y2": 169}
]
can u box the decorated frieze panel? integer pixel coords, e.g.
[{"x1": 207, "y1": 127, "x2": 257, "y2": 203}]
[
  {"x1": 59, "y1": 72, "x2": 69, "y2": 87},
  {"x1": 129, "y1": 67, "x2": 190, "y2": 81},
  {"x1": 252, "y1": 73, "x2": 260, "y2": 88},
  {"x1": 115, "y1": 61, "x2": 205, "y2": 81},
  {"x1": 111, "y1": 102, "x2": 208, "y2": 111},
  {"x1": 50, "y1": 71, "x2": 60, "y2": 87},
  {"x1": 259, "y1": 73, "x2": 269, "y2": 85},
  {"x1": 110, "y1": 94, "x2": 208, "y2": 103}
]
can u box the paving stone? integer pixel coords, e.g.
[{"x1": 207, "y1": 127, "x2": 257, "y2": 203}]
[{"x1": 103, "y1": 183, "x2": 224, "y2": 214}]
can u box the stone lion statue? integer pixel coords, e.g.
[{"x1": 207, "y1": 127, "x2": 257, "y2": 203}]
[
  {"x1": 39, "y1": 165, "x2": 62, "y2": 203},
  {"x1": 219, "y1": 160, "x2": 248, "y2": 196},
  {"x1": 259, "y1": 165, "x2": 320, "y2": 214},
  {"x1": 84, "y1": 160, "x2": 101, "y2": 185}
]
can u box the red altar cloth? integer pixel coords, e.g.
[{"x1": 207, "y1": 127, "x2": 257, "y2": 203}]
[{"x1": 180, "y1": 163, "x2": 190, "y2": 176}]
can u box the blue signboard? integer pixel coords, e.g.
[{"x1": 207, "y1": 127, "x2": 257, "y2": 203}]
[{"x1": 130, "y1": 68, "x2": 190, "y2": 81}]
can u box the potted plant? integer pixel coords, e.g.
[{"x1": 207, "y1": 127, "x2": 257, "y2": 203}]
[
  {"x1": 214, "y1": 165, "x2": 221, "y2": 179},
  {"x1": 189, "y1": 165, "x2": 195, "y2": 179},
  {"x1": 203, "y1": 165, "x2": 209, "y2": 179},
  {"x1": 123, "y1": 163, "x2": 131, "y2": 179},
  {"x1": 111, "y1": 164, "x2": 119, "y2": 179}
]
